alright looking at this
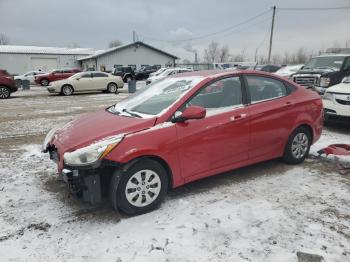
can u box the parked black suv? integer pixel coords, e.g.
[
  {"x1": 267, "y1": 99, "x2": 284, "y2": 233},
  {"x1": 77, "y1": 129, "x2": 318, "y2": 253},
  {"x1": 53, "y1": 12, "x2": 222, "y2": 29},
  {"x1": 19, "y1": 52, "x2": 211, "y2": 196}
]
[
  {"x1": 135, "y1": 65, "x2": 161, "y2": 80},
  {"x1": 254, "y1": 64, "x2": 282, "y2": 73},
  {"x1": 292, "y1": 54, "x2": 350, "y2": 94},
  {"x1": 112, "y1": 66, "x2": 135, "y2": 83}
]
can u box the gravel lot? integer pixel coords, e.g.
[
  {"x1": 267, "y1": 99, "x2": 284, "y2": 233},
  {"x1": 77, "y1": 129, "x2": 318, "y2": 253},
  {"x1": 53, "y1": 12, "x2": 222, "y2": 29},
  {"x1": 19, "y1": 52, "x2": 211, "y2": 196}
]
[{"x1": 0, "y1": 84, "x2": 349, "y2": 262}]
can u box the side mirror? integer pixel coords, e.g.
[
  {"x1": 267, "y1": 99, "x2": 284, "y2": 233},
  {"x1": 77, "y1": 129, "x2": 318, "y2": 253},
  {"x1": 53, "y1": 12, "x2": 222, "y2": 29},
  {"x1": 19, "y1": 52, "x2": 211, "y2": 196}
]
[{"x1": 172, "y1": 106, "x2": 206, "y2": 123}]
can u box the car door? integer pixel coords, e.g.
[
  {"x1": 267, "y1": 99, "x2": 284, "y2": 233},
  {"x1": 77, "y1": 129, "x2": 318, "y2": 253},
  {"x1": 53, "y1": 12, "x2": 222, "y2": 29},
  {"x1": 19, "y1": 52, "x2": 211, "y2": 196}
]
[
  {"x1": 175, "y1": 76, "x2": 250, "y2": 181},
  {"x1": 244, "y1": 75, "x2": 297, "y2": 160},
  {"x1": 92, "y1": 72, "x2": 109, "y2": 90},
  {"x1": 74, "y1": 73, "x2": 93, "y2": 91}
]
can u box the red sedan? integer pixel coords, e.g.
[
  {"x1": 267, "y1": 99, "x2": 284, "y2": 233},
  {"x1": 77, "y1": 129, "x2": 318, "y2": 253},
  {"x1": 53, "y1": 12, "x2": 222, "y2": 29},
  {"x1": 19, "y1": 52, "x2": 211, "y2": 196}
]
[
  {"x1": 35, "y1": 68, "x2": 81, "y2": 86},
  {"x1": 42, "y1": 70, "x2": 323, "y2": 215}
]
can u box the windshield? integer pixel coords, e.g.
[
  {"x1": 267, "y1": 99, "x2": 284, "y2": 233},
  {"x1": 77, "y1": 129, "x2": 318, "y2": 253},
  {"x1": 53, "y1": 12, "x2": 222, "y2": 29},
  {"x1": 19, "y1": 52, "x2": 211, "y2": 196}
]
[
  {"x1": 108, "y1": 76, "x2": 204, "y2": 118},
  {"x1": 304, "y1": 56, "x2": 345, "y2": 70},
  {"x1": 69, "y1": 73, "x2": 82, "y2": 79},
  {"x1": 159, "y1": 69, "x2": 175, "y2": 77}
]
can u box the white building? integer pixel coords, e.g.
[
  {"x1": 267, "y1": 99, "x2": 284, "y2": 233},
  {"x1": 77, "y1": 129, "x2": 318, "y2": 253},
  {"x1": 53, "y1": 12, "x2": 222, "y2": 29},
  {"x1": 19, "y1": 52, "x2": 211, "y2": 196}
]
[
  {"x1": 78, "y1": 41, "x2": 178, "y2": 71},
  {"x1": 0, "y1": 45, "x2": 94, "y2": 75},
  {"x1": 0, "y1": 42, "x2": 178, "y2": 75}
]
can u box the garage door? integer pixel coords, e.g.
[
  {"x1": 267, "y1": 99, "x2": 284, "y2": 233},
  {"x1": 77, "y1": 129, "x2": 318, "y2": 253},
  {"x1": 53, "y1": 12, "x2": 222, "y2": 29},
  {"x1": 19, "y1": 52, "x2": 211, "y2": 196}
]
[{"x1": 31, "y1": 57, "x2": 58, "y2": 72}]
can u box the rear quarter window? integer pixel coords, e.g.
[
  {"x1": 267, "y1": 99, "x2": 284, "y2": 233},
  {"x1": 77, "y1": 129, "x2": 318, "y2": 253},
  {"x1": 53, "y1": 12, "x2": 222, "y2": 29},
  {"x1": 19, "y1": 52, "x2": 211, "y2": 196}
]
[{"x1": 245, "y1": 75, "x2": 289, "y2": 103}]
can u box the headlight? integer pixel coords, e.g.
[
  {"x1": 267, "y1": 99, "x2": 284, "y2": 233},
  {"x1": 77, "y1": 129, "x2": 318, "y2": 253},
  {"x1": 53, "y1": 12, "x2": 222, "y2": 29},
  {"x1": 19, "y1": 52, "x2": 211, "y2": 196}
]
[
  {"x1": 319, "y1": 77, "x2": 330, "y2": 87},
  {"x1": 63, "y1": 134, "x2": 124, "y2": 166},
  {"x1": 323, "y1": 92, "x2": 333, "y2": 101},
  {"x1": 42, "y1": 126, "x2": 60, "y2": 152}
]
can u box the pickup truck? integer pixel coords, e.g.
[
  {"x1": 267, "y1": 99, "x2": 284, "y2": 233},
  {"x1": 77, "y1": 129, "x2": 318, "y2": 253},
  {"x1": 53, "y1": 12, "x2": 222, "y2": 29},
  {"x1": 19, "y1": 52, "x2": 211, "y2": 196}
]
[{"x1": 292, "y1": 54, "x2": 350, "y2": 94}]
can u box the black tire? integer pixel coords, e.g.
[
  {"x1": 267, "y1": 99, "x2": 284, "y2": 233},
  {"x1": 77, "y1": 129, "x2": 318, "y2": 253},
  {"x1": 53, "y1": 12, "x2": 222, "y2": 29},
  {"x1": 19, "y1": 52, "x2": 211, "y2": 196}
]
[
  {"x1": 107, "y1": 82, "x2": 117, "y2": 93},
  {"x1": 124, "y1": 75, "x2": 133, "y2": 83},
  {"x1": 40, "y1": 79, "x2": 49, "y2": 86},
  {"x1": 61, "y1": 85, "x2": 74, "y2": 96},
  {"x1": 283, "y1": 127, "x2": 311, "y2": 164},
  {"x1": 110, "y1": 159, "x2": 168, "y2": 216},
  {"x1": 0, "y1": 86, "x2": 11, "y2": 99}
]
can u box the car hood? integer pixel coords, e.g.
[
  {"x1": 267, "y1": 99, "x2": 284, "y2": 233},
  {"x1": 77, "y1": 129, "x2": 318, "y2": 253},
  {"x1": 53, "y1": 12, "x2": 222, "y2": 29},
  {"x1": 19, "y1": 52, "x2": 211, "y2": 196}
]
[
  {"x1": 295, "y1": 68, "x2": 337, "y2": 76},
  {"x1": 50, "y1": 79, "x2": 67, "y2": 86},
  {"x1": 326, "y1": 82, "x2": 350, "y2": 94},
  {"x1": 53, "y1": 109, "x2": 157, "y2": 151}
]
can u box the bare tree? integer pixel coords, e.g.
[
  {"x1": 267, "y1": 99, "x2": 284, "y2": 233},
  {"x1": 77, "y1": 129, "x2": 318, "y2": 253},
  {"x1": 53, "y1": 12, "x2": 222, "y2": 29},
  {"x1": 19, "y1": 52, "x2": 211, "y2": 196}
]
[
  {"x1": 108, "y1": 39, "x2": 123, "y2": 48},
  {"x1": 231, "y1": 48, "x2": 247, "y2": 62},
  {"x1": 181, "y1": 59, "x2": 191, "y2": 64},
  {"x1": 0, "y1": 33, "x2": 9, "y2": 45},
  {"x1": 218, "y1": 45, "x2": 230, "y2": 62},
  {"x1": 203, "y1": 41, "x2": 220, "y2": 63}
]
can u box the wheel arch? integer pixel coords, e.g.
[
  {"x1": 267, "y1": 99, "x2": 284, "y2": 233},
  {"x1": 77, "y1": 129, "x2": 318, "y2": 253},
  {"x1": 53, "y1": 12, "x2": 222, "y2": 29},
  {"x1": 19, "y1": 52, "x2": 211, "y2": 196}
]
[
  {"x1": 121, "y1": 155, "x2": 174, "y2": 190},
  {"x1": 295, "y1": 123, "x2": 313, "y2": 142},
  {"x1": 61, "y1": 84, "x2": 74, "y2": 93},
  {"x1": 107, "y1": 81, "x2": 118, "y2": 89}
]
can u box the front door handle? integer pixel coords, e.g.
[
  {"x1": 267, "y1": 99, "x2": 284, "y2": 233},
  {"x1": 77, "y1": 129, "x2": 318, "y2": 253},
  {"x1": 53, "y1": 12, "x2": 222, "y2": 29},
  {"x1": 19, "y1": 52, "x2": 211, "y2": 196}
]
[
  {"x1": 285, "y1": 101, "x2": 293, "y2": 108},
  {"x1": 230, "y1": 113, "x2": 247, "y2": 122}
]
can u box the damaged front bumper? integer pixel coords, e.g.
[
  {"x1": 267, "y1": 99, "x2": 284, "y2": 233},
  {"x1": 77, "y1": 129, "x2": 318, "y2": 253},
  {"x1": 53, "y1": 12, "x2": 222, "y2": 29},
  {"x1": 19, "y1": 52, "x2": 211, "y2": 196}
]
[{"x1": 59, "y1": 159, "x2": 121, "y2": 204}]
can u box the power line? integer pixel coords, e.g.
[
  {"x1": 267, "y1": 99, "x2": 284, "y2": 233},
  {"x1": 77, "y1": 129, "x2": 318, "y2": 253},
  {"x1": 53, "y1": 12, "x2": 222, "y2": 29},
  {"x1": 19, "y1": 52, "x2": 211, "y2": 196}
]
[
  {"x1": 138, "y1": 8, "x2": 272, "y2": 43},
  {"x1": 277, "y1": 7, "x2": 350, "y2": 11}
]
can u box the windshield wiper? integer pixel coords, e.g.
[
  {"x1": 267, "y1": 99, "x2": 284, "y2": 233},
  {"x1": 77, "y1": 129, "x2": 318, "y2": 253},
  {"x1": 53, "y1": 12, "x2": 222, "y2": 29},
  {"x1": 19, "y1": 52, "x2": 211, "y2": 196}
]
[{"x1": 122, "y1": 109, "x2": 142, "y2": 118}]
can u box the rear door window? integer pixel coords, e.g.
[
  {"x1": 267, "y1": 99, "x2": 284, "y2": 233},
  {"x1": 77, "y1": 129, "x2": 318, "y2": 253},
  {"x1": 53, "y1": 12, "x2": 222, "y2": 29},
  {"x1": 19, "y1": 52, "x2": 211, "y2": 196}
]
[
  {"x1": 245, "y1": 75, "x2": 288, "y2": 103},
  {"x1": 92, "y1": 72, "x2": 108, "y2": 77}
]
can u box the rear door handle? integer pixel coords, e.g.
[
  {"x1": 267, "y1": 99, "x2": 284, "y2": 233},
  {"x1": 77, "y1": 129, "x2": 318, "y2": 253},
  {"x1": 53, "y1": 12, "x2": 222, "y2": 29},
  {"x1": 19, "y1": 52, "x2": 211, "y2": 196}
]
[{"x1": 230, "y1": 113, "x2": 247, "y2": 122}]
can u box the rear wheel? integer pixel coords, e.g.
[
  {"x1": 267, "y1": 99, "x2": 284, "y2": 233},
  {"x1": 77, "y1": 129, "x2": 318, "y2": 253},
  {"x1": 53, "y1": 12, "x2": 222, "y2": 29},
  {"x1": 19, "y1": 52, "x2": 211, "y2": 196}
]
[
  {"x1": 125, "y1": 76, "x2": 133, "y2": 83},
  {"x1": 0, "y1": 86, "x2": 10, "y2": 99},
  {"x1": 283, "y1": 127, "x2": 311, "y2": 164},
  {"x1": 110, "y1": 159, "x2": 168, "y2": 216},
  {"x1": 107, "y1": 82, "x2": 117, "y2": 93},
  {"x1": 61, "y1": 85, "x2": 73, "y2": 96},
  {"x1": 40, "y1": 79, "x2": 49, "y2": 86}
]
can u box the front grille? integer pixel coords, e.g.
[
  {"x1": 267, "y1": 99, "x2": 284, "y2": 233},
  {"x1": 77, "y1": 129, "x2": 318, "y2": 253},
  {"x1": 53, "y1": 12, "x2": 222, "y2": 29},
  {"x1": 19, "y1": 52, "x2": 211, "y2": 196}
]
[
  {"x1": 294, "y1": 76, "x2": 318, "y2": 88},
  {"x1": 336, "y1": 99, "x2": 350, "y2": 105}
]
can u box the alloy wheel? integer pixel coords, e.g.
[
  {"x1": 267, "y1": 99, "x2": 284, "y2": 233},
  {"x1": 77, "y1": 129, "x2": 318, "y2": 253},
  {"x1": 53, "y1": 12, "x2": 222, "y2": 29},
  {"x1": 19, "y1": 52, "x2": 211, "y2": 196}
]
[
  {"x1": 0, "y1": 87, "x2": 10, "y2": 99},
  {"x1": 108, "y1": 83, "x2": 117, "y2": 93},
  {"x1": 291, "y1": 133, "x2": 309, "y2": 159},
  {"x1": 125, "y1": 169, "x2": 161, "y2": 207}
]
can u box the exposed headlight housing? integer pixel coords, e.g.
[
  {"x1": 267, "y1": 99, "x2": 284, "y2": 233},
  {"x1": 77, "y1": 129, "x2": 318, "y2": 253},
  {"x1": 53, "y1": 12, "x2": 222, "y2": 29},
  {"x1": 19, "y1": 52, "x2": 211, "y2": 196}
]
[
  {"x1": 319, "y1": 77, "x2": 331, "y2": 87},
  {"x1": 323, "y1": 92, "x2": 334, "y2": 101},
  {"x1": 42, "y1": 127, "x2": 60, "y2": 152},
  {"x1": 63, "y1": 134, "x2": 124, "y2": 166}
]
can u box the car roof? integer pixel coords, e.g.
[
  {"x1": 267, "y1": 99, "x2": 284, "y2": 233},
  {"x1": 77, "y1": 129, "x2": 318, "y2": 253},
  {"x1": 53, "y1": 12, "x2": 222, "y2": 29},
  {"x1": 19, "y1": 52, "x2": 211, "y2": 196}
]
[
  {"x1": 171, "y1": 69, "x2": 284, "y2": 79},
  {"x1": 315, "y1": 54, "x2": 350, "y2": 58}
]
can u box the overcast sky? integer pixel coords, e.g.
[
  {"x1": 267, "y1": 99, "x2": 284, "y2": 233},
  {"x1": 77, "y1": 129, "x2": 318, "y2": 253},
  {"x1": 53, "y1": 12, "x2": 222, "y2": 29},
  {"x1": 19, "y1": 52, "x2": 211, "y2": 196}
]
[{"x1": 1, "y1": 0, "x2": 349, "y2": 61}]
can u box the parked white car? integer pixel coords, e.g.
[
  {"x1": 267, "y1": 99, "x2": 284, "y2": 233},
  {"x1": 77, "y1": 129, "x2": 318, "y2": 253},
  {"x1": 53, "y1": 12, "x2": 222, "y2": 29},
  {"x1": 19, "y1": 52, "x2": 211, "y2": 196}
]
[
  {"x1": 15, "y1": 71, "x2": 46, "y2": 84},
  {"x1": 146, "y1": 68, "x2": 193, "y2": 85},
  {"x1": 148, "y1": 67, "x2": 168, "y2": 78},
  {"x1": 274, "y1": 64, "x2": 303, "y2": 79},
  {"x1": 47, "y1": 71, "x2": 124, "y2": 96},
  {"x1": 323, "y1": 76, "x2": 350, "y2": 121}
]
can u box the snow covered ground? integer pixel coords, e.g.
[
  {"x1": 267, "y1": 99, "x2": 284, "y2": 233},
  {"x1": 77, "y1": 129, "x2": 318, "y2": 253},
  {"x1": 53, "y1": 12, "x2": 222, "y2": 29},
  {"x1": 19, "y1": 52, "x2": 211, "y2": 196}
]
[{"x1": 0, "y1": 85, "x2": 349, "y2": 262}]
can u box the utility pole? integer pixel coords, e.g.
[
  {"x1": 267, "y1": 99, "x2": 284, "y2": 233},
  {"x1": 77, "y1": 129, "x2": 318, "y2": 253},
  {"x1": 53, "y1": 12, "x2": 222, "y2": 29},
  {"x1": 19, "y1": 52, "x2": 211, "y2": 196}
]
[
  {"x1": 267, "y1": 6, "x2": 276, "y2": 64},
  {"x1": 133, "y1": 31, "x2": 136, "y2": 43}
]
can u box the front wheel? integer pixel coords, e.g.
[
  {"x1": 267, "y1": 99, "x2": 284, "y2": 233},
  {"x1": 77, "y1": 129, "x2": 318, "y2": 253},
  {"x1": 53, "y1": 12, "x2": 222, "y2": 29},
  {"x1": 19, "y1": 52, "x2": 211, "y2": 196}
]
[
  {"x1": 0, "y1": 86, "x2": 10, "y2": 99},
  {"x1": 283, "y1": 127, "x2": 311, "y2": 164},
  {"x1": 61, "y1": 85, "x2": 73, "y2": 96},
  {"x1": 107, "y1": 82, "x2": 117, "y2": 93},
  {"x1": 110, "y1": 159, "x2": 168, "y2": 216},
  {"x1": 125, "y1": 76, "x2": 133, "y2": 83}
]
